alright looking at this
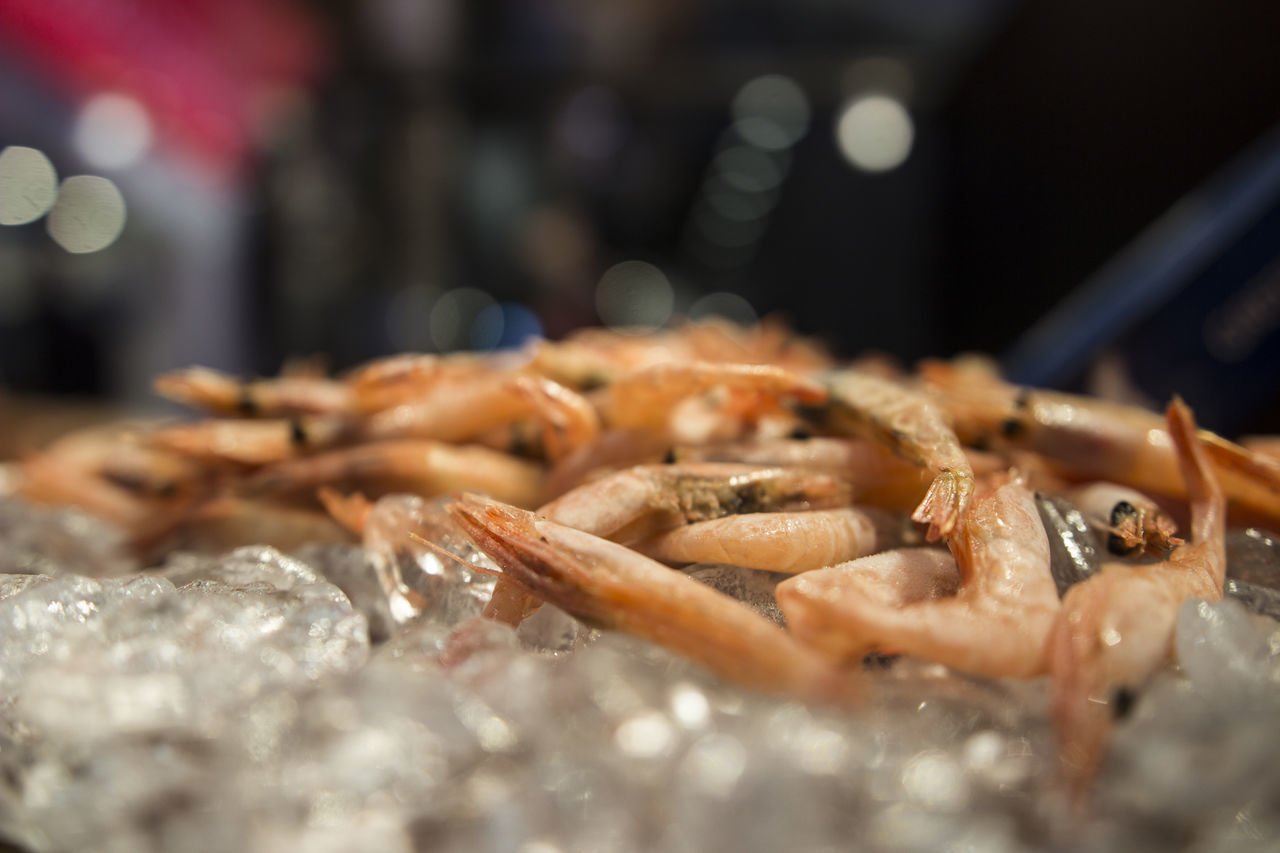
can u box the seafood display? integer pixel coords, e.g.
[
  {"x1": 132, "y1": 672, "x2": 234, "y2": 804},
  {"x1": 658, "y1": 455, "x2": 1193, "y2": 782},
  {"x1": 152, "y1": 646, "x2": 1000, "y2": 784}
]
[{"x1": 3, "y1": 317, "x2": 1280, "y2": 850}]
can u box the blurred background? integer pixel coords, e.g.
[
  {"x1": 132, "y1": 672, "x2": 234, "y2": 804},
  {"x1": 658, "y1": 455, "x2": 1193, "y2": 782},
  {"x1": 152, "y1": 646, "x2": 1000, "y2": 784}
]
[{"x1": 1, "y1": 0, "x2": 1279, "y2": 438}]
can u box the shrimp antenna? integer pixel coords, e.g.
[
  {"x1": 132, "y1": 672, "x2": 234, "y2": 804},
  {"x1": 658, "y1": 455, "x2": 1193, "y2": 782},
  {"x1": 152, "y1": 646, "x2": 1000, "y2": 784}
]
[{"x1": 407, "y1": 529, "x2": 505, "y2": 578}]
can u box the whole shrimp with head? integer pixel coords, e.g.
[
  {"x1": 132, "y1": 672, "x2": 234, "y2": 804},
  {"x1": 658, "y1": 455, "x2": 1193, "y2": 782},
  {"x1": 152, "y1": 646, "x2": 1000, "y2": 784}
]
[
  {"x1": 449, "y1": 492, "x2": 861, "y2": 703},
  {"x1": 920, "y1": 358, "x2": 1280, "y2": 524},
  {"x1": 1048, "y1": 397, "x2": 1226, "y2": 801}
]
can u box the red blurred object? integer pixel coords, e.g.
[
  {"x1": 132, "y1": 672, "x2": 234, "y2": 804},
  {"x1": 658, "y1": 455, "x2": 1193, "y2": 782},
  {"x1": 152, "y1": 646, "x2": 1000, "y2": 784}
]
[{"x1": 0, "y1": 0, "x2": 328, "y2": 178}]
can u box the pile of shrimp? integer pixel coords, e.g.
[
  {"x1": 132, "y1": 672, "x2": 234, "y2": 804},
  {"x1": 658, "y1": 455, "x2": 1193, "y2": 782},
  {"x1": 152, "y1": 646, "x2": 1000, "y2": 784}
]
[{"x1": 7, "y1": 316, "x2": 1280, "y2": 804}]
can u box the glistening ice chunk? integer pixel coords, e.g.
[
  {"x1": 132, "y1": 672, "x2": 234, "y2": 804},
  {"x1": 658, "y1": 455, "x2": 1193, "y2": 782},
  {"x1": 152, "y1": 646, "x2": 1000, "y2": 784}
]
[
  {"x1": 362, "y1": 494, "x2": 499, "y2": 630},
  {"x1": 1226, "y1": 527, "x2": 1280, "y2": 589},
  {"x1": 1176, "y1": 597, "x2": 1279, "y2": 698},
  {"x1": 159, "y1": 544, "x2": 325, "y2": 590},
  {"x1": 295, "y1": 542, "x2": 396, "y2": 643}
]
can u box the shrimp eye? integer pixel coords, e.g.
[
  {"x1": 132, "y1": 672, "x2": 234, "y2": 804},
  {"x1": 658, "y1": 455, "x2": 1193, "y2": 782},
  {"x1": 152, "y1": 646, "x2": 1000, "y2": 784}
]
[
  {"x1": 579, "y1": 373, "x2": 608, "y2": 392},
  {"x1": 237, "y1": 387, "x2": 259, "y2": 416},
  {"x1": 1111, "y1": 686, "x2": 1136, "y2": 719},
  {"x1": 792, "y1": 401, "x2": 832, "y2": 427},
  {"x1": 1106, "y1": 501, "x2": 1143, "y2": 556},
  {"x1": 999, "y1": 417, "x2": 1026, "y2": 438},
  {"x1": 662, "y1": 447, "x2": 678, "y2": 465},
  {"x1": 289, "y1": 419, "x2": 308, "y2": 447},
  {"x1": 862, "y1": 652, "x2": 897, "y2": 670},
  {"x1": 789, "y1": 425, "x2": 813, "y2": 440}
]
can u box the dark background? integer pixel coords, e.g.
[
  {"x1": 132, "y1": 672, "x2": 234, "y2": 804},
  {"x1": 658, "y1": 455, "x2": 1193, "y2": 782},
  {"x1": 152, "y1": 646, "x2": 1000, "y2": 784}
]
[{"x1": 1, "y1": 0, "x2": 1278, "y2": 430}]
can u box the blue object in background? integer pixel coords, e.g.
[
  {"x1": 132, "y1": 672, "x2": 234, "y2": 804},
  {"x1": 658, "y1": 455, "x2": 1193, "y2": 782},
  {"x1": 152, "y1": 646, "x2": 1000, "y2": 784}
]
[{"x1": 1003, "y1": 123, "x2": 1280, "y2": 436}]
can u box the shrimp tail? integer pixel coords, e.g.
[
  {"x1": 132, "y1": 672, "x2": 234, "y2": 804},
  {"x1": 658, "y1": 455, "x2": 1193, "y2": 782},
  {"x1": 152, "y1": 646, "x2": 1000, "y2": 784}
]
[
  {"x1": 1200, "y1": 429, "x2": 1280, "y2": 497},
  {"x1": 154, "y1": 367, "x2": 247, "y2": 415},
  {"x1": 448, "y1": 494, "x2": 608, "y2": 625},
  {"x1": 317, "y1": 487, "x2": 373, "y2": 536},
  {"x1": 910, "y1": 467, "x2": 974, "y2": 542},
  {"x1": 1168, "y1": 397, "x2": 1226, "y2": 573},
  {"x1": 1047, "y1": 576, "x2": 1115, "y2": 807}
]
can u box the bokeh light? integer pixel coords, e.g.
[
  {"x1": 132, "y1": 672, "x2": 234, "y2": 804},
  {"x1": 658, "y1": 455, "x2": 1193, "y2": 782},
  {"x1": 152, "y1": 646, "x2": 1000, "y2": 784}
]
[
  {"x1": 555, "y1": 85, "x2": 629, "y2": 163},
  {"x1": 430, "y1": 287, "x2": 497, "y2": 351},
  {"x1": 835, "y1": 94, "x2": 914, "y2": 173},
  {"x1": 385, "y1": 281, "x2": 441, "y2": 352},
  {"x1": 46, "y1": 176, "x2": 127, "y2": 254},
  {"x1": 473, "y1": 302, "x2": 544, "y2": 350},
  {"x1": 712, "y1": 145, "x2": 785, "y2": 195},
  {"x1": 595, "y1": 260, "x2": 674, "y2": 330},
  {"x1": 74, "y1": 93, "x2": 154, "y2": 171},
  {"x1": 688, "y1": 291, "x2": 757, "y2": 326},
  {"x1": 731, "y1": 75, "x2": 811, "y2": 152},
  {"x1": 0, "y1": 146, "x2": 58, "y2": 226}
]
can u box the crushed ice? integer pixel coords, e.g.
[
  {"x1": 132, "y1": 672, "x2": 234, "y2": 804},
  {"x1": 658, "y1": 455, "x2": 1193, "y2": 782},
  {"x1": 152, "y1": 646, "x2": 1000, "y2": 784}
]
[{"x1": 1, "y1": 496, "x2": 1279, "y2": 851}]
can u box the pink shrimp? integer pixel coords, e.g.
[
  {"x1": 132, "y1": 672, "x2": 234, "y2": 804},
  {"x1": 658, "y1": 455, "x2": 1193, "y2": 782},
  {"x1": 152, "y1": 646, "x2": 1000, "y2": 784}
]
[
  {"x1": 633, "y1": 506, "x2": 902, "y2": 574},
  {"x1": 449, "y1": 493, "x2": 860, "y2": 702},
  {"x1": 777, "y1": 473, "x2": 1056, "y2": 680},
  {"x1": 154, "y1": 366, "x2": 354, "y2": 417},
  {"x1": 920, "y1": 359, "x2": 1280, "y2": 524},
  {"x1": 1047, "y1": 398, "x2": 1225, "y2": 800}
]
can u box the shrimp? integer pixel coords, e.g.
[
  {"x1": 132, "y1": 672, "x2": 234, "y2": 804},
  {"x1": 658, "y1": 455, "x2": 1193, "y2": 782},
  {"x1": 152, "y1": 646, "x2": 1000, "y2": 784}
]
[
  {"x1": 362, "y1": 374, "x2": 598, "y2": 460},
  {"x1": 674, "y1": 436, "x2": 1007, "y2": 516},
  {"x1": 634, "y1": 506, "x2": 902, "y2": 574},
  {"x1": 1047, "y1": 398, "x2": 1225, "y2": 798},
  {"x1": 1240, "y1": 434, "x2": 1280, "y2": 462},
  {"x1": 591, "y1": 361, "x2": 827, "y2": 435},
  {"x1": 1067, "y1": 481, "x2": 1181, "y2": 556},
  {"x1": 148, "y1": 415, "x2": 355, "y2": 466},
  {"x1": 240, "y1": 440, "x2": 545, "y2": 509},
  {"x1": 342, "y1": 351, "x2": 495, "y2": 413},
  {"x1": 919, "y1": 359, "x2": 1280, "y2": 523},
  {"x1": 16, "y1": 452, "x2": 189, "y2": 542},
  {"x1": 798, "y1": 369, "x2": 975, "y2": 542},
  {"x1": 155, "y1": 366, "x2": 354, "y2": 416},
  {"x1": 15, "y1": 423, "x2": 218, "y2": 541},
  {"x1": 449, "y1": 493, "x2": 860, "y2": 702},
  {"x1": 777, "y1": 473, "x2": 1056, "y2": 680}
]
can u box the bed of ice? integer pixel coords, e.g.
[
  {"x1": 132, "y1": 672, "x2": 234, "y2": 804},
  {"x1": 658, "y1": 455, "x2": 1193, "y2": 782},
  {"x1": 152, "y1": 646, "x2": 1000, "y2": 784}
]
[{"x1": 1, "y1": 496, "x2": 1278, "y2": 852}]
